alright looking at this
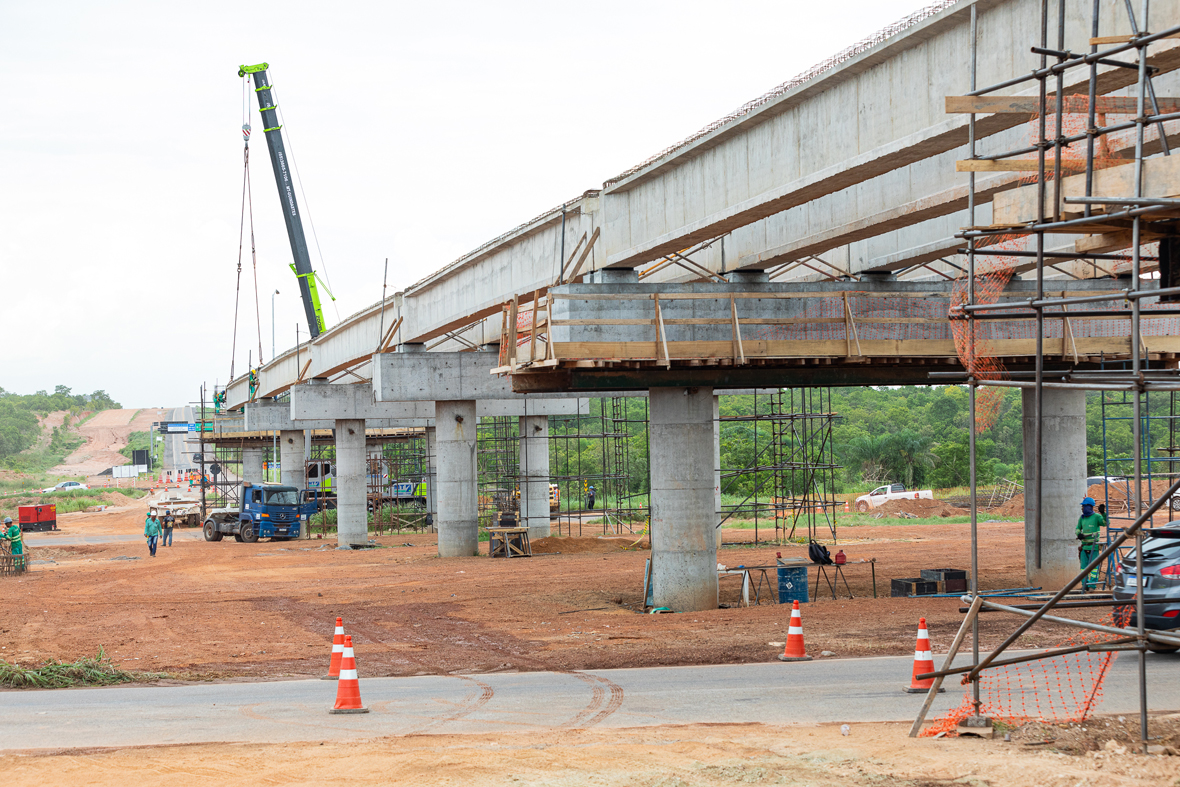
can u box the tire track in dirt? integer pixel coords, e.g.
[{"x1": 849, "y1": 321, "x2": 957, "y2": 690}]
[
  {"x1": 335, "y1": 609, "x2": 625, "y2": 730},
  {"x1": 343, "y1": 617, "x2": 496, "y2": 733}
]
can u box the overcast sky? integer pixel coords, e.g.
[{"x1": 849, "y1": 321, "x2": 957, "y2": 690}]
[{"x1": 1, "y1": 0, "x2": 932, "y2": 409}]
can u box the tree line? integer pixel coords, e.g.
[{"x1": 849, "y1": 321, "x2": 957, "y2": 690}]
[{"x1": 0, "y1": 386, "x2": 121, "y2": 461}]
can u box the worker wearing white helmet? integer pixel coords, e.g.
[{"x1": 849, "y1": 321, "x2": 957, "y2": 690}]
[{"x1": 1, "y1": 517, "x2": 22, "y2": 557}]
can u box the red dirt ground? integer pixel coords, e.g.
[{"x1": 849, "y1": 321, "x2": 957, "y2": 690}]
[{"x1": 1, "y1": 496, "x2": 1121, "y2": 682}]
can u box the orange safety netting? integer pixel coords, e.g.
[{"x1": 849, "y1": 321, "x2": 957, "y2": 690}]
[{"x1": 921, "y1": 609, "x2": 1130, "y2": 737}]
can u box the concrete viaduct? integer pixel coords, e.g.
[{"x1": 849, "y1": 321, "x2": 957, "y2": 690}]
[{"x1": 213, "y1": 0, "x2": 1180, "y2": 611}]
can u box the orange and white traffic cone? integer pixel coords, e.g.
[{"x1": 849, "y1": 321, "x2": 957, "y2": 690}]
[
  {"x1": 323, "y1": 617, "x2": 345, "y2": 680},
  {"x1": 777, "y1": 600, "x2": 812, "y2": 662},
  {"x1": 329, "y1": 635, "x2": 368, "y2": 714},
  {"x1": 843, "y1": 500, "x2": 849, "y2": 513},
  {"x1": 905, "y1": 617, "x2": 944, "y2": 693}
]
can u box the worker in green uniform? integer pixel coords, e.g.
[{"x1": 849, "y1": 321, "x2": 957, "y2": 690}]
[
  {"x1": 1, "y1": 517, "x2": 23, "y2": 570},
  {"x1": 144, "y1": 511, "x2": 161, "y2": 557},
  {"x1": 1076, "y1": 496, "x2": 1107, "y2": 591},
  {"x1": 1, "y1": 517, "x2": 22, "y2": 556}
]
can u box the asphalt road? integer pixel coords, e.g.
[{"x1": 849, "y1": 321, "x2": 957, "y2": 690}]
[{"x1": 2, "y1": 650, "x2": 1177, "y2": 750}]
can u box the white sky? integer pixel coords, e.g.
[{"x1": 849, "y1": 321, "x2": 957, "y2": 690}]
[{"x1": 1, "y1": 0, "x2": 931, "y2": 409}]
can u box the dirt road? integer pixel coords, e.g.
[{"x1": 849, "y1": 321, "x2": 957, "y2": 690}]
[{"x1": 51, "y1": 408, "x2": 160, "y2": 478}]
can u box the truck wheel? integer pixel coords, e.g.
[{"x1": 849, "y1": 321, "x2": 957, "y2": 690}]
[
  {"x1": 241, "y1": 524, "x2": 258, "y2": 543},
  {"x1": 1171, "y1": 496, "x2": 1180, "y2": 512},
  {"x1": 857, "y1": 501, "x2": 870, "y2": 513},
  {"x1": 203, "y1": 520, "x2": 222, "y2": 542}
]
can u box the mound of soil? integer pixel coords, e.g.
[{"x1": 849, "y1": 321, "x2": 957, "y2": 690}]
[
  {"x1": 872, "y1": 498, "x2": 966, "y2": 518},
  {"x1": 531, "y1": 535, "x2": 649, "y2": 554},
  {"x1": 990, "y1": 493, "x2": 1025, "y2": 518},
  {"x1": 1007, "y1": 713, "x2": 1180, "y2": 755}
]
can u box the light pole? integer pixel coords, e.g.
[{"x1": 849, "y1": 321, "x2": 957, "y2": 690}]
[{"x1": 271, "y1": 289, "x2": 280, "y2": 361}]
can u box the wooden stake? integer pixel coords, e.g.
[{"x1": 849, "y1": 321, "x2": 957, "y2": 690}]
[
  {"x1": 654, "y1": 294, "x2": 670, "y2": 368},
  {"x1": 528, "y1": 292, "x2": 540, "y2": 363},
  {"x1": 730, "y1": 295, "x2": 745, "y2": 365}
]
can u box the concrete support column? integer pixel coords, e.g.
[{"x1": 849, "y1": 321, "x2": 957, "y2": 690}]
[
  {"x1": 1022, "y1": 388, "x2": 1087, "y2": 588},
  {"x1": 424, "y1": 426, "x2": 437, "y2": 529},
  {"x1": 241, "y1": 446, "x2": 264, "y2": 485},
  {"x1": 519, "y1": 415, "x2": 551, "y2": 539},
  {"x1": 335, "y1": 419, "x2": 368, "y2": 549},
  {"x1": 713, "y1": 394, "x2": 722, "y2": 523},
  {"x1": 279, "y1": 430, "x2": 306, "y2": 490},
  {"x1": 649, "y1": 386, "x2": 719, "y2": 612},
  {"x1": 435, "y1": 400, "x2": 479, "y2": 557}
]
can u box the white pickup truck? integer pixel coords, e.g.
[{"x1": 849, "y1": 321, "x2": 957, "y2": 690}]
[{"x1": 854, "y1": 484, "x2": 934, "y2": 512}]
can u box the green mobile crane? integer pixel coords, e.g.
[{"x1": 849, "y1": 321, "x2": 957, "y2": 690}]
[{"x1": 237, "y1": 62, "x2": 330, "y2": 338}]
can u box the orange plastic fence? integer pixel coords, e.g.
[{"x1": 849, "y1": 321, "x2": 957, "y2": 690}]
[{"x1": 921, "y1": 609, "x2": 1130, "y2": 737}]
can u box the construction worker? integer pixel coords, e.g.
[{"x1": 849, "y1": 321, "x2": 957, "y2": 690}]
[
  {"x1": 161, "y1": 509, "x2": 175, "y2": 548},
  {"x1": 1077, "y1": 496, "x2": 1107, "y2": 591},
  {"x1": 144, "y1": 511, "x2": 161, "y2": 557},
  {"x1": 1, "y1": 517, "x2": 22, "y2": 562},
  {"x1": 587, "y1": 484, "x2": 596, "y2": 511}
]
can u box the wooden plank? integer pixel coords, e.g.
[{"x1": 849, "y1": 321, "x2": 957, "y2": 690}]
[
  {"x1": 1063, "y1": 304, "x2": 1079, "y2": 363},
  {"x1": 654, "y1": 294, "x2": 670, "y2": 368},
  {"x1": 554, "y1": 232, "x2": 588, "y2": 286},
  {"x1": 730, "y1": 295, "x2": 745, "y2": 365},
  {"x1": 507, "y1": 296, "x2": 519, "y2": 372},
  {"x1": 956, "y1": 159, "x2": 1088, "y2": 172},
  {"x1": 565, "y1": 227, "x2": 602, "y2": 284},
  {"x1": 528, "y1": 292, "x2": 540, "y2": 363},
  {"x1": 993, "y1": 154, "x2": 1180, "y2": 226},
  {"x1": 947, "y1": 95, "x2": 1180, "y2": 115},
  {"x1": 549, "y1": 335, "x2": 1180, "y2": 361},
  {"x1": 378, "y1": 316, "x2": 404, "y2": 353},
  {"x1": 1091, "y1": 33, "x2": 1180, "y2": 45}
]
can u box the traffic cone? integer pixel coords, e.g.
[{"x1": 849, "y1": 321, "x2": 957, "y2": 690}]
[
  {"x1": 777, "y1": 600, "x2": 812, "y2": 662},
  {"x1": 322, "y1": 617, "x2": 345, "y2": 679},
  {"x1": 905, "y1": 617, "x2": 944, "y2": 693},
  {"x1": 843, "y1": 500, "x2": 849, "y2": 513},
  {"x1": 329, "y1": 635, "x2": 368, "y2": 714}
]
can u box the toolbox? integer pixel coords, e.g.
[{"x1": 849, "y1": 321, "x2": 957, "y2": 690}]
[
  {"x1": 920, "y1": 568, "x2": 968, "y2": 593},
  {"x1": 891, "y1": 577, "x2": 938, "y2": 597}
]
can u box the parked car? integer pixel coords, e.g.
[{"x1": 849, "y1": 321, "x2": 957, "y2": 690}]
[
  {"x1": 854, "y1": 483, "x2": 933, "y2": 512},
  {"x1": 1111, "y1": 528, "x2": 1180, "y2": 650},
  {"x1": 41, "y1": 481, "x2": 90, "y2": 494}
]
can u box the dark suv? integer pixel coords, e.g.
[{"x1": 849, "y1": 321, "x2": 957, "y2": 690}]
[{"x1": 1112, "y1": 529, "x2": 1180, "y2": 648}]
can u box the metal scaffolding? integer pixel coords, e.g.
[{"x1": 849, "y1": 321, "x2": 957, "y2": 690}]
[
  {"x1": 717, "y1": 388, "x2": 841, "y2": 544},
  {"x1": 924, "y1": 0, "x2": 1180, "y2": 749}
]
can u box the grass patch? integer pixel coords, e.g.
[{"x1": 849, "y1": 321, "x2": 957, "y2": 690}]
[
  {"x1": 0, "y1": 488, "x2": 148, "y2": 520},
  {"x1": 0, "y1": 648, "x2": 168, "y2": 689}
]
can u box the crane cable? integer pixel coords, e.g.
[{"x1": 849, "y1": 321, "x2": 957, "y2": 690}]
[{"x1": 230, "y1": 76, "x2": 266, "y2": 382}]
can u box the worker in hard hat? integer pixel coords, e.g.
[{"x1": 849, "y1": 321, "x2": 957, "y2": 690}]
[
  {"x1": 1, "y1": 517, "x2": 22, "y2": 558},
  {"x1": 161, "y1": 509, "x2": 175, "y2": 547},
  {"x1": 144, "y1": 510, "x2": 162, "y2": 557},
  {"x1": 1076, "y1": 496, "x2": 1106, "y2": 591}
]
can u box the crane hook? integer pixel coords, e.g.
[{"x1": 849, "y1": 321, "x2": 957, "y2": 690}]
[{"x1": 242, "y1": 123, "x2": 251, "y2": 144}]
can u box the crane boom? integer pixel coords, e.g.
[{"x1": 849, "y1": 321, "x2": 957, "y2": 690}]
[{"x1": 238, "y1": 62, "x2": 327, "y2": 339}]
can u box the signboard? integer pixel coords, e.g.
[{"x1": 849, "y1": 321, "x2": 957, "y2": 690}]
[
  {"x1": 156, "y1": 422, "x2": 212, "y2": 434},
  {"x1": 113, "y1": 465, "x2": 147, "y2": 478}
]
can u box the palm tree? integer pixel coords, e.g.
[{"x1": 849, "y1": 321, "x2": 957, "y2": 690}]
[
  {"x1": 844, "y1": 434, "x2": 892, "y2": 485},
  {"x1": 888, "y1": 431, "x2": 937, "y2": 488}
]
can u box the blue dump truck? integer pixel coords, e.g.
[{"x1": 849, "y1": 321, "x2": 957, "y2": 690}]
[{"x1": 202, "y1": 482, "x2": 312, "y2": 543}]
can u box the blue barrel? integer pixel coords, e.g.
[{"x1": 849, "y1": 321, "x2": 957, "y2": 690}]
[{"x1": 777, "y1": 565, "x2": 809, "y2": 604}]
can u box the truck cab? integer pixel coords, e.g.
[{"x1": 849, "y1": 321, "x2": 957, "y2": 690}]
[{"x1": 203, "y1": 482, "x2": 305, "y2": 543}]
